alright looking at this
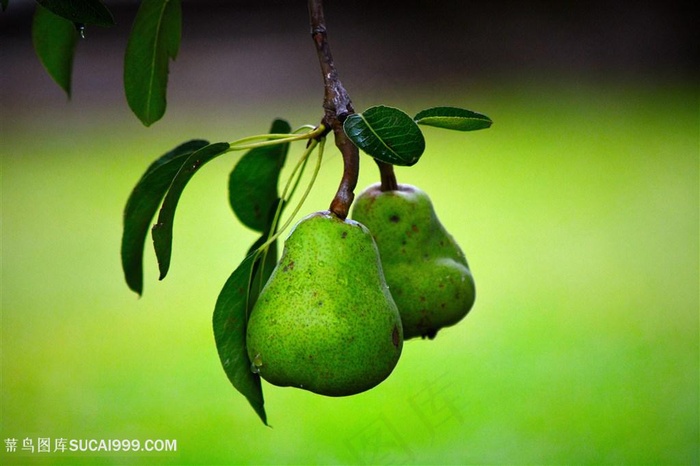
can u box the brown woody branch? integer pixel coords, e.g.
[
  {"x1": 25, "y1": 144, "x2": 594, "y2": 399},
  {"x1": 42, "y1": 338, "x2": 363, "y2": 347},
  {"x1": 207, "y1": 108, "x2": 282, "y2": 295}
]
[{"x1": 308, "y1": 0, "x2": 359, "y2": 219}]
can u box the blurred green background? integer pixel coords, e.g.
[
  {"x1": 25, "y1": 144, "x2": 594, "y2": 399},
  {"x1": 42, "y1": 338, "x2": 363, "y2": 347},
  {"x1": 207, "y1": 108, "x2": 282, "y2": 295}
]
[{"x1": 2, "y1": 1, "x2": 698, "y2": 465}]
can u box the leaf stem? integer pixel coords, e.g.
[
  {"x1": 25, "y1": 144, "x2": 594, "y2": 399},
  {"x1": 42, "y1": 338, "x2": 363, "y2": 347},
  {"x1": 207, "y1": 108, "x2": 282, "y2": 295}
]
[
  {"x1": 308, "y1": 0, "x2": 358, "y2": 219},
  {"x1": 254, "y1": 139, "x2": 325, "y2": 253},
  {"x1": 227, "y1": 125, "x2": 325, "y2": 151}
]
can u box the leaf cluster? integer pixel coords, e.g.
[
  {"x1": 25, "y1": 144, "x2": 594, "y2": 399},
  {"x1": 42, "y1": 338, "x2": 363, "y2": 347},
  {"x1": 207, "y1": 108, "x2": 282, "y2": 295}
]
[
  {"x1": 20, "y1": 0, "x2": 180, "y2": 125},
  {"x1": 344, "y1": 105, "x2": 492, "y2": 166},
  {"x1": 121, "y1": 120, "x2": 327, "y2": 425}
]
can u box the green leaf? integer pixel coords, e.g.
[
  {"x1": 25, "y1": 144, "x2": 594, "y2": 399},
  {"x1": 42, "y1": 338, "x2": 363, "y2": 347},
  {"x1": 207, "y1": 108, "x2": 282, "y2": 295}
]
[
  {"x1": 124, "y1": 0, "x2": 182, "y2": 126},
  {"x1": 414, "y1": 106, "x2": 493, "y2": 131},
  {"x1": 2, "y1": 0, "x2": 9, "y2": 12},
  {"x1": 152, "y1": 142, "x2": 230, "y2": 280},
  {"x1": 32, "y1": 5, "x2": 78, "y2": 97},
  {"x1": 343, "y1": 105, "x2": 425, "y2": 166},
  {"x1": 121, "y1": 140, "x2": 209, "y2": 295},
  {"x1": 229, "y1": 119, "x2": 292, "y2": 232},
  {"x1": 213, "y1": 253, "x2": 268, "y2": 425},
  {"x1": 35, "y1": 0, "x2": 114, "y2": 26}
]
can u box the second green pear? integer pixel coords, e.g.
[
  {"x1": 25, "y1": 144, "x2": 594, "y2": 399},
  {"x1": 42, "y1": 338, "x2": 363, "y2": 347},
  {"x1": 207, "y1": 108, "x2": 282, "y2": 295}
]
[
  {"x1": 246, "y1": 211, "x2": 403, "y2": 396},
  {"x1": 352, "y1": 183, "x2": 475, "y2": 339}
]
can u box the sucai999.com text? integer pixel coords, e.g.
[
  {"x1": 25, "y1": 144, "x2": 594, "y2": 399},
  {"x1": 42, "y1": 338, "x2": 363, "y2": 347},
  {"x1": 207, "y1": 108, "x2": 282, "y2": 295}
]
[{"x1": 4, "y1": 437, "x2": 177, "y2": 455}]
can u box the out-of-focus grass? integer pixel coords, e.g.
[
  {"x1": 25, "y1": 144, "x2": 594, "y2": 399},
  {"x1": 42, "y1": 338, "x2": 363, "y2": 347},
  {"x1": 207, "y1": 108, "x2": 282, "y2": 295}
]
[{"x1": 1, "y1": 80, "x2": 698, "y2": 465}]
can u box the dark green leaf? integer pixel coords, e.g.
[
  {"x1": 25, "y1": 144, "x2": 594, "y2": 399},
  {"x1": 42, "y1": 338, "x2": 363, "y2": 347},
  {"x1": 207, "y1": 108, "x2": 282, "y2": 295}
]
[
  {"x1": 121, "y1": 140, "x2": 209, "y2": 295},
  {"x1": 343, "y1": 105, "x2": 425, "y2": 166},
  {"x1": 32, "y1": 5, "x2": 78, "y2": 97},
  {"x1": 36, "y1": 0, "x2": 114, "y2": 26},
  {"x1": 152, "y1": 142, "x2": 230, "y2": 280},
  {"x1": 212, "y1": 197, "x2": 281, "y2": 425},
  {"x1": 414, "y1": 106, "x2": 493, "y2": 131},
  {"x1": 124, "y1": 0, "x2": 181, "y2": 126},
  {"x1": 213, "y1": 253, "x2": 268, "y2": 425},
  {"x1": 229, "y1": 119, "x2": 291, "y2": 232},
  {"x1": 2, "y1": 0, "x2": 9, "y2": 12}
]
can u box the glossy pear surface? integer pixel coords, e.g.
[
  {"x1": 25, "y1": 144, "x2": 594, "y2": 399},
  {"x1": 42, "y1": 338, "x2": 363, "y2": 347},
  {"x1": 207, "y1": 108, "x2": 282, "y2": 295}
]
[
  {"x1": 246, "y1": 211, "x2": 403, "y2": 396},
  {"x1": 352, "y1": 183, "x2": 475, "y2": 339}
]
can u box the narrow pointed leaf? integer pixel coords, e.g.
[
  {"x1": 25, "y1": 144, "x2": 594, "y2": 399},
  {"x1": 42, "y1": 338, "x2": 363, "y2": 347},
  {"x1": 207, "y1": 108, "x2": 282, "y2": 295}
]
[
  {"x1": 414, "y1": 107, "x2": 493, "y2": 131},
  {"x1": 121, "y1": 140, "x2": 209, "y2": 295},
  {"x1": 32, "y1": 5, "x2": 78, "y2": 97},
  {"x1": 343, "y1": 105, "x2": 425, "y2": 166},
  {"x1": 229, "y1": 119, "x2": 291, "y2": 232},
  {"x1": 124, "y1": 0, "x2": 181, "y2": 126},
  {"x1": 36, "y1": 0, "x2": 114, "y2": 26},
  {"x1": 213, "y1": 253, "x2": 267, "y2": 425},
  {"x1": 152, "y1": 142, "x2": 230, "y2": 280}
]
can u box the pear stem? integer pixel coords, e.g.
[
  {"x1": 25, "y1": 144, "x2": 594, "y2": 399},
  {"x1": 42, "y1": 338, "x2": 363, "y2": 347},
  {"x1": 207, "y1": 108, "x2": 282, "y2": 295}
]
[
  {"x1": 308, "y1": 0, "x2": 359, "y2": 220},
  {"x1": 376, "y1": 160, "x2": 399, "y2": 191}
]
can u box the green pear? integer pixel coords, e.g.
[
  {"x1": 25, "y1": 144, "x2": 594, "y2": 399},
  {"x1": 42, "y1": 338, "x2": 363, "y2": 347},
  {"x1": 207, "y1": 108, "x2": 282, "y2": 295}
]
[
  {"x1": 246, "y1": 211, "x2": 403, "y2": 396},
  {"x1": 352, "y1": 183, "x2": 475, "y2": 339}
]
